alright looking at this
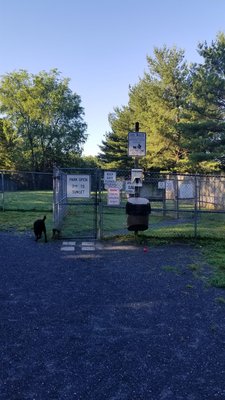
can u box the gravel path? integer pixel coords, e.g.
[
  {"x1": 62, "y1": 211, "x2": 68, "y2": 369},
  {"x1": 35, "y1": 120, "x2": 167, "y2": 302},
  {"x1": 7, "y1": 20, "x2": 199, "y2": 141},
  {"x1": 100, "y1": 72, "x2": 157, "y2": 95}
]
[{"x1": 1, "y1": 232, "x2": 225, "y2": 400}]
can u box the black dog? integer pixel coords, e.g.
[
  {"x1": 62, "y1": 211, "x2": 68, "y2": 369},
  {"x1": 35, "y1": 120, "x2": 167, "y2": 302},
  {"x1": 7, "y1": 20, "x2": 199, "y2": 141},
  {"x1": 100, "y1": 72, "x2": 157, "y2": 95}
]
[{"x1": 33, "y1": 216, "x2": 47, "y2": 242}]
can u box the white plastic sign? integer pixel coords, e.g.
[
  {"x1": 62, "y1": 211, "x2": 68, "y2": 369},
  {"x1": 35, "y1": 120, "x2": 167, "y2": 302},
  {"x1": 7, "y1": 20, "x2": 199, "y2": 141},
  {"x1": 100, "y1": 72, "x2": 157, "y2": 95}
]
[
  {"x1": 67, "y1": 175, "x2": 90, "y2": 198},
  {"x1": 125, "y1": 181, "x2": 135, "y2": 194},
  {"x1": 107, "y1": 187, "x2": 120, "y2": 205},
  {"x1": 104, "y1": 171, "x2": 116, "y2": 182},
  {"x1": 128, "y1": 132, "x2": 146, "y2": 157}
]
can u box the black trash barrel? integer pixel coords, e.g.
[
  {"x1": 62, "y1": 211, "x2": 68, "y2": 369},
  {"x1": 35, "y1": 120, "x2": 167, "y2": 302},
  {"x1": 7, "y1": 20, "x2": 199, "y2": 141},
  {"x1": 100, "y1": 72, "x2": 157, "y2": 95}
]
[{"x1": 126, "y1": 197, "x2": 151, "y2": 231}]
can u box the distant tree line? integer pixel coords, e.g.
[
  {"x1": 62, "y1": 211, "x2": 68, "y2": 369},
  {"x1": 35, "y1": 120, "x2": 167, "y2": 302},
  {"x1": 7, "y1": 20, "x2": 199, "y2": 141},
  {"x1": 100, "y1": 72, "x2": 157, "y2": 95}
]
[
  {"x1": 2, "y1": 33, "x2": 225, "y2": 173},
  {"x1": 99, "y1": 32, "x2": 225, "y2": 173}
]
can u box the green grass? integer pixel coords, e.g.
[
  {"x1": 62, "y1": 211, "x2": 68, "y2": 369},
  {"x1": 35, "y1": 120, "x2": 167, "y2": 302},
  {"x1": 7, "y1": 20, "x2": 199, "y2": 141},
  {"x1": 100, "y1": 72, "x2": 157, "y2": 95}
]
[
  {"x1": 0, "y1": 210, "x2": 52, "y2": 232},
  {"x1": 215, "y1": 296, "x2": 225, "y2": 304},
  {"x1": 0, "y1": 190, "x2": 53, "y2": 234},
  {"x1": 1, "y1": 190, "x2": 53, "y2": 211},
  {"x1": 199, "y1": 239, "x2": 225, "y2": 288},
  {"x1": 60, "y1": 204, "x2": 97, "y2": 238},
  {"x1": 161, "y1": 265, "x2": 181, "y2": 275}
]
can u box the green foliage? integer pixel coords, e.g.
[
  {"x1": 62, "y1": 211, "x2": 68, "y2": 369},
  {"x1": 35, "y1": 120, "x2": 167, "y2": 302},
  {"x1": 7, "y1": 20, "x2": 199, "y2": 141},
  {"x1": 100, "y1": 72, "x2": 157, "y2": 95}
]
[
  {"x1": 98, "y1": 106, "x2": 135, "y2": 168},
  {"x1": 179, "y1": 33, "x2": 225, "y2": 171},
  {"x1": 0, "y1": 119, "x2": 19, "y2": 169},
  {"x1": 0, "y1": 69, "x2": 87, "y2": 171},
  {"x1": 100, "y1": 45, "x2": 191, "y2": 170},
  {"x1": 100, "y1": 33, "x2": 225, "y2": 173}
]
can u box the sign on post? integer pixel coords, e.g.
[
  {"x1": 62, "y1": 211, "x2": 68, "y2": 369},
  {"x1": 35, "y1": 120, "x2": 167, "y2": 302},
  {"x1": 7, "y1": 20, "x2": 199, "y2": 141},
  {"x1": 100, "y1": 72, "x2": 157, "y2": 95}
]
[
  {"x1": 67, "y1": 175, "x2": 90, "y2": 198},
  {"x1": 128, "y1": 131, "x2": 146, "y2": 157}
]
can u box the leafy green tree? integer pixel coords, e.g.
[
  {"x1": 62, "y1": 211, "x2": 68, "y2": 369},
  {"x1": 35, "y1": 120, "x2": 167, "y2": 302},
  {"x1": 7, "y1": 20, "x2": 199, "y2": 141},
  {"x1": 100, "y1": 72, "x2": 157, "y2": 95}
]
[
  {"x1": 0, "y1": 119, "x2": 21, "y2": 169},
  {"x1": 0, "y1": 69, "x2": 87, "y2": 171}
]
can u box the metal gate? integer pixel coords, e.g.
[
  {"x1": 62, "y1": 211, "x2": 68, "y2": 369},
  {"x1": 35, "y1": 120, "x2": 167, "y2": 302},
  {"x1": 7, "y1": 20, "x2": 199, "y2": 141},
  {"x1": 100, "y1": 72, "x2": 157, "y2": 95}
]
[{"x1": 53, "y1": 166, "x2": 101, "y2": 239}]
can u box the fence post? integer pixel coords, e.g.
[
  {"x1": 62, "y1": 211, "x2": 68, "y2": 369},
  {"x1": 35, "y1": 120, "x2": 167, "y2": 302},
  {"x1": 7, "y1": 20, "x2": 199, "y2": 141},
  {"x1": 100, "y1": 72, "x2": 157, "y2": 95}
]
[
  {"x1": 53, "y1": 165, "x2": 60, "y2": 230},
  {"x1": 194, "y1": 174, "x2": 198, "y2": 238},
  {"x1": 1, "y1": 171, "x2": 5, "y2": 211},
  {"x1": 97, "y1": 168, "x2": 103, "y2": 240},
  {"x1": 174, "y1": 175, "x2": 179, "y2": 219}
]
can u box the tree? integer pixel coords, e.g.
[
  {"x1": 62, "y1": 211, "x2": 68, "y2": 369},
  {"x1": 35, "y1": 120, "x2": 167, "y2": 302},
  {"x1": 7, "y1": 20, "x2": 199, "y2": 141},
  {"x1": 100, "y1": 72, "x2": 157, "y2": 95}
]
[
  {"x1": 0, "y1": 69, "x2": 87, "y2": 171},
  {"x1": 179, "y1": 32, "x2": 225, "y2": 172},
  {"x1": 0, "y1": 119, "x2": 20, "y2": 169},
  {"x1": 98, "y1": 106, "x2": 135, "y2": 168},
  {"x1": 100, "y1": 46, "x2": 191, "y2": 171},
  {"x1": 133, "y1": 46, "x2": 191, "y2": 170}
]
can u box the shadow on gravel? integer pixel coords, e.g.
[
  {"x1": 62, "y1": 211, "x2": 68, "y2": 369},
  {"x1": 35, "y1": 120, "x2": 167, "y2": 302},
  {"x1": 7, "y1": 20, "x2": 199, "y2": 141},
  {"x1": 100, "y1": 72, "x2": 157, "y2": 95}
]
[{"x1": 1, "y1": 232, "x2": 225, "y2": 400}]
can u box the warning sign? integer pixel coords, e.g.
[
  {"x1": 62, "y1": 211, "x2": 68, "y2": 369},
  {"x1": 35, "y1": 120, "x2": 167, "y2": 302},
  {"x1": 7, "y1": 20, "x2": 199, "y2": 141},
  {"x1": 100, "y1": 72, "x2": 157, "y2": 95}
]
[{"x1": 107, "y1": 187, "x2": 120, "y2": 206}]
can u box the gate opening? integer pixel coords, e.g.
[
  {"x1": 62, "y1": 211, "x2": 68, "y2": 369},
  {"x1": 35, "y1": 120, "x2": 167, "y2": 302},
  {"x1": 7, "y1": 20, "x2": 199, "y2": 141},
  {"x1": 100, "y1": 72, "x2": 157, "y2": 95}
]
[{"x1": 53, "y1": 166, "x2": 101, "y2": 239}]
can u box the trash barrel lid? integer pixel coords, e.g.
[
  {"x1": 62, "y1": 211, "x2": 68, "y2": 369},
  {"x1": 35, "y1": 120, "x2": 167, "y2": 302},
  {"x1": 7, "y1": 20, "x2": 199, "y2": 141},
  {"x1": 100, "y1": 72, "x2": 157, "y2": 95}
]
[{"x1": 127, "y1": 197, "x2": 149, "y2": 205}]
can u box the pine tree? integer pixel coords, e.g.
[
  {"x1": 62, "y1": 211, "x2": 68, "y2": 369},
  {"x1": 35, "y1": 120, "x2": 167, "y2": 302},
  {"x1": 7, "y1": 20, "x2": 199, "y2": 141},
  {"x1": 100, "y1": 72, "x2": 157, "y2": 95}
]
[{"x1": 179, "y1": 33, "x2": 225, "y2": 172}]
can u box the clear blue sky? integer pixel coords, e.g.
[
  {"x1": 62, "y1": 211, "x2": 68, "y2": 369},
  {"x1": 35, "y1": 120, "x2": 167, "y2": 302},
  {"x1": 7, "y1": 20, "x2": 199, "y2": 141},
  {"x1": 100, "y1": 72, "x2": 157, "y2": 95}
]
[{"x1": 0, "y1": 0, "x2": 225, "y2": 156}]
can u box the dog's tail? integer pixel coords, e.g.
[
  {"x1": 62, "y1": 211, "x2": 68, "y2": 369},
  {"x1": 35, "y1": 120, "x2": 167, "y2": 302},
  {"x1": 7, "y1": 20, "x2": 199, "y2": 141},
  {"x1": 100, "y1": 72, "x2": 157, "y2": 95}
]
[{"x1": 43, "y1": 216, "x2": 46, "y2": 221}]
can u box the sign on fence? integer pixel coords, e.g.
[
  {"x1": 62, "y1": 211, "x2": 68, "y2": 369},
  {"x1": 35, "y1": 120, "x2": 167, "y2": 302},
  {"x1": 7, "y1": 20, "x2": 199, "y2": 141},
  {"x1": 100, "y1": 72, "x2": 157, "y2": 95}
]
[
  {"x1": 107, "y1": 187, "x2": 120, "y2": 205},
  {"x1": 67, "y1": 175, "x2": 90, "y2": 198},
  {"x1": 125, "y1": 180, "x2": 135, "y2": 194},
  {"x1": 104, "y1": 171, "x2": 116, "y2": 182}
]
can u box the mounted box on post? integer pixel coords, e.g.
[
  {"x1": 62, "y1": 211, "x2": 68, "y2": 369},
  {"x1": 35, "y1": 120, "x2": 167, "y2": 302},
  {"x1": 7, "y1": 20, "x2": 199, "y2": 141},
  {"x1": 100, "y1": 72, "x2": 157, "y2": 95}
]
[{"x1": 131, "y1": 169, "x2": 143, "y2": 187}]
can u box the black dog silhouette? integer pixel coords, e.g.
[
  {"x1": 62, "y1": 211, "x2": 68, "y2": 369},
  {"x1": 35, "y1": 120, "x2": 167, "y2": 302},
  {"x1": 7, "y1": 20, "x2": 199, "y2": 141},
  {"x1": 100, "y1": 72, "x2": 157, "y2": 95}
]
[{"x1": 33, "y1": 216, "x2": 47, "y2": 242}]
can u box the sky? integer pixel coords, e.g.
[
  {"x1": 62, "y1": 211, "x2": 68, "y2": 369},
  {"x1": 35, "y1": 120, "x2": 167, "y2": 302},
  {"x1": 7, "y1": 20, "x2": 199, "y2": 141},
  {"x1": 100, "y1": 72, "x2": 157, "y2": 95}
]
[{"x1": 0, "y1": 0, "x2": 225, "y2": 156}]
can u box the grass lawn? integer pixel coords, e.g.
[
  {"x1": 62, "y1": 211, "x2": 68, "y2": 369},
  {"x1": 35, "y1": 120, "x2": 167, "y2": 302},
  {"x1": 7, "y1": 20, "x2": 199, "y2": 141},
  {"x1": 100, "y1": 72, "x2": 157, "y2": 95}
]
[
  {"x1": 0, "y1": 190, "x2": 53, "y2": 233},
  {"x1": 1, "y1": 190, "x2": 53, "y2": 211}
]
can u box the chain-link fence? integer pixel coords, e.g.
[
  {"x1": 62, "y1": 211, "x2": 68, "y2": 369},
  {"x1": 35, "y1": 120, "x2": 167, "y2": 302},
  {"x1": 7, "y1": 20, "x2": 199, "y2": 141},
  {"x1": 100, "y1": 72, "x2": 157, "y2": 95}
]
[
  {"x1": 1, "y1": 168, "x2": 225, "y2": 240},
  {"x1": 100, "y1": 171, "x2": 225, "y2": 240},
  {"x1": 0, "y1": 170, "x2": 53, "y2": 212}
]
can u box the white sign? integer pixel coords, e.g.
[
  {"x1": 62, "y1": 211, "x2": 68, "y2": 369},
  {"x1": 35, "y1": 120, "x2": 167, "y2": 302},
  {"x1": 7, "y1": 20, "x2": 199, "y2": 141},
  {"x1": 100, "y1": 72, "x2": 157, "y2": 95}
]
[
  {"x1": 104, "y1": 180, "x2": 124, "y2": 190},
  {"x1": 128, "y1": 132, "x2": 146, "y2": 157},
  {"x1": 67, "y1": 175, "x2": 90, "y2": 198},
  {"x1": 179, "y1": 182, "x2": 194, "y2": 199},
  {"x1": 107, "y1": 187, "x2": 120, "y2": 206},
  {"x1": 158, "y1": 181, "x2": 174, "y2": 191},
  {"x1": 158, "y1": 181, "x2": 166, "y2": 189},
  {"x1": 166, "y1": 180, "x2": 174, "y2": 191},
  {"x1": 104, "y1": 171, "x2": 116, "y2": 182},
  {"x1": 125, "y1": 180, "x2": 135, "y2": 194}
]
